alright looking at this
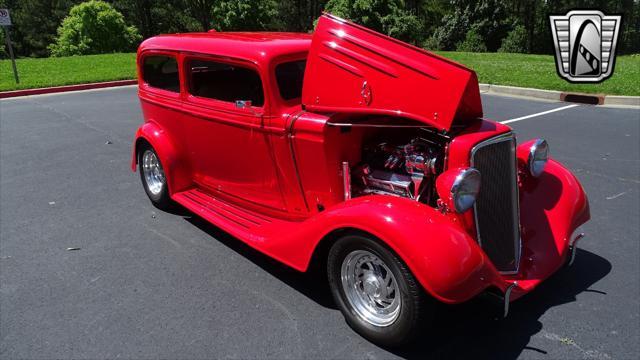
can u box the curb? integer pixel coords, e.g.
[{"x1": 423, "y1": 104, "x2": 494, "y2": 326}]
[
  {"x1": 604, "y1": 95, "x2": 640, "y2": 107},
  {"x1": 480, "y1": 83, "x2": 639, "y2": 107},
  {"x1": 1, "y1": 79, "x2": 637, "y2": 107},
  {"x1": 480, "y1": 84, "x2": 561, "y2": 101},
  {"x1": 0, "y1": 80, "x2": 137, "y2": 99}
]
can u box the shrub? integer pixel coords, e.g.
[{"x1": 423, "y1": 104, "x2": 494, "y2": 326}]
[
  {"x1": 456, "y1": 28, "x2": 487, "y2": 52},
  {"x1": 212, "y1": 0, "x2": 280, "y2": 31},
  {"x1": 499, "y1": 25, "x2": 528, "y2": 53},
  {"x1": 49, "y1": 1, "x2": 141, "y2": 57},
  {"x1": 324, "y1": 0, "x2": 423, "y2": 44},
  {"x1": 0, "y1": 30, "x2": 5, "y2": 59},
  {"x1": 421, "y1": 36, "x2": 442, "y2": 51}
]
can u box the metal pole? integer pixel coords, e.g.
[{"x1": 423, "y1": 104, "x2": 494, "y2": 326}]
[{"x1": 3, "y1": 26, "x2": 19, "y2": 84}]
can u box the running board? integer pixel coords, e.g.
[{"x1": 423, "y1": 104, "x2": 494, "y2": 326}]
[{"x1": 173, "y1": 188, "x2": 275, "y2": 236}]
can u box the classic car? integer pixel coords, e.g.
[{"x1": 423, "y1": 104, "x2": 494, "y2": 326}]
[{"x1": 132, "y1": 14, "x2": 590, "y2": 346}]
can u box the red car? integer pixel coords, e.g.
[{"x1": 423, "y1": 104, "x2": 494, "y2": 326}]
[{"x1": 132, "y1": 14, "x2": 590, "y2": 346}]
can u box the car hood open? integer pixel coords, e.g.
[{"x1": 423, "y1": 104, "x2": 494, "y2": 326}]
[{"x1": 302, "y1": 14, "x2": 483, "y2": 132}]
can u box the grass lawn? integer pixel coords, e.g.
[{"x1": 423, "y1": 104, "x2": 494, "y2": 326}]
[
  {"x1": 437, "y1": 51, "x2": 639, "y2": 96},
  {"x1": 1, "y1": 51, "x2": 638, "y2": 96},
  {"x1": 0, "y1": 53, "x2": 136, "y2": 92}
]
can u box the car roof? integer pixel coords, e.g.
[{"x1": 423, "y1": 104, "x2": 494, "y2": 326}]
[{"x1": 139, "y1": 32, "x2": 312, "y2": 65}]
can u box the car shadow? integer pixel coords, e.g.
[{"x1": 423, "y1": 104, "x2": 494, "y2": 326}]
[
  {"x1": 182, "y1": 211, "x2": 610, "y2": 359},
  {"x1": 391, "y1": 248, "x2": 611, "y2": 359},
  {"x1": 183, "y1": 214, "x2": 337, "y2": 308}
]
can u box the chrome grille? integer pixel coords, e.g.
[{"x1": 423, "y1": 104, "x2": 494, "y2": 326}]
[{"x1": 471, "y1": 134, "x2": 521, "y2": 273}]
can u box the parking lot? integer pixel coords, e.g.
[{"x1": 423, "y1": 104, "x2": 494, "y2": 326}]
[{"x1": 1, "y1": 87, "x2": 638, "y2": 359}]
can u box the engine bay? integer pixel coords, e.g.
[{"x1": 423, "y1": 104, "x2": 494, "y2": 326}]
[{"x1": 351, "y1": 128, "x2": 446, "y2": 206}]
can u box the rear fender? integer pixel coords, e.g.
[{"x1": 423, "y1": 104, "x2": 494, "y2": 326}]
[{"x1": 132, "y1": 121, "x2": 192, "y2": 195}]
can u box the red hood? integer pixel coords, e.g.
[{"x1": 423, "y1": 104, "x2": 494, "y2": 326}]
[{"x1": 302, "y1": 14, "x2": 483, "y2": 131}]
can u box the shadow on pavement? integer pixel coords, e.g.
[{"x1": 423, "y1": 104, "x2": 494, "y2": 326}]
[
  {"x1": 184, "y1": 215, "x2": 337, "y2": 309},
  {"x1": 391, "y1": 248, "x2": 611, "y2": 359},
  {"x1": 183, "y1": 212, "x2": 610, "y2": 359}
]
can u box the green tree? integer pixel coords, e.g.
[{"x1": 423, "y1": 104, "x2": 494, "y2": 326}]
[
  {"x1": 456, "y1": 27, "x2": 487, "y2": 52},
  {"x1": 433, "y1": 0, "x2": 509, "y2": 51},
  {"x1": 212, "y1": 0, "x2": 281, "y2": 31},
  {"x1": 323, "y1": 0, "x2": 423, "y2": 44},
  {"x1": 49, "y1": 0, "x2": 141, "y2": 56},
  {"x1": 498, "y1": 24, "x2": 527, "y2": 53},
  {"x1": 0, "y1": 0, "x2": 79, "y2": 57},
  {"x1": 184, "y1": 0, "x2": 217, "y2": 31},
  {"x1": 278, "y1": 0, "x2": 327, "y2": 32},
  {"x1": 112, "y1": 0, "x2": 201, "y2": 37}
]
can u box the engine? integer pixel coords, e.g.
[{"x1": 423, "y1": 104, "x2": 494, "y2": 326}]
[{"x1": 353, "y1": 134, "x2": 444, "y2": 205}]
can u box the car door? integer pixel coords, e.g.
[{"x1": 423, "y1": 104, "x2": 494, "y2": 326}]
[{"x1": 181, "y1": 55, "x2": 286, "y2": 212}]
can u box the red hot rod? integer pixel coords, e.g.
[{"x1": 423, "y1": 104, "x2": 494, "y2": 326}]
[{"x1": 132, "y1": 14, "x2": 590, "y2": 346}]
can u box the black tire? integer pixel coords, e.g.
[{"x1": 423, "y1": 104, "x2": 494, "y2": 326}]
[
  {"x1": 327, "y1": 234, "x2": 432, "y2": 347},
  {"x1": 138, "y1": 143, "x2": 172, "y2": 210}
]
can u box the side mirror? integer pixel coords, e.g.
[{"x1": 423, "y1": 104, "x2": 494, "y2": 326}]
[{"x1": 235, "y1": 100, "x2": 252, "y2": 109}]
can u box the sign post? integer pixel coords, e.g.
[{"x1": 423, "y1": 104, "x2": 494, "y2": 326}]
[{"x1": 1, "y1": 9, "x2": 19, "y2": 84}]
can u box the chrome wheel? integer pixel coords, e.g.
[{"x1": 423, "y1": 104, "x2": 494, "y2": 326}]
[
  {"x1": 142, "y1": 150, "x2": 165, "y2": 195},
  {"x1": 341, "y1": 249, "x2": 401, "y2": 327}
]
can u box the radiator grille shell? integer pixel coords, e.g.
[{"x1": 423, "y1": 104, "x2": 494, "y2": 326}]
[{"x1": 471, "y1": 133, "x2": 521, "y2": 273}]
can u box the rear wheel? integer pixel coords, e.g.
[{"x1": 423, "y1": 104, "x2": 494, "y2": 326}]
[
  {"x1": 138, "y1": 144, "x2": 171, "y2": 210},
  {"x1": 327, "y1": 234, "x2": 432, "y2": 347}
]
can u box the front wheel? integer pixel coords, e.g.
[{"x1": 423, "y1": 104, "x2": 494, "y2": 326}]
[
  {"x1": 327, "y1": 234, "x2": 432, "y2": 347},
  {"x1": 138, "y1": 144, "x2": 171, "y2": 210}
]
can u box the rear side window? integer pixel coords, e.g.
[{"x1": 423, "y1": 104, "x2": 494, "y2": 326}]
[
  {"x1": 275, "y1": 60, "x2": 306, "y2": 100},
  {"x1": 142, "y1": 56, "x2": 179, "y2": 93},
  {"x1": 188, "y1": 59, "x2": 264, "y2": 107}
]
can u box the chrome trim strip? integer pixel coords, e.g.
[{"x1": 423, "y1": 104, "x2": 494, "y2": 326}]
[
  {"x1": 287, "y1": 110, "x2": 310, "y2": 211},
  {"x1": 470, "y1": 132, "x2": 522, "y2": 275},
  {"x1": 342, "y1": 161, "x2": 351, "y2": 201},
  {"x1": 568, "y1": 233, "x2": 585, "y2": 266},
  {"x1": 503, "y1": 281, "x2": 518, "y2": 317}
]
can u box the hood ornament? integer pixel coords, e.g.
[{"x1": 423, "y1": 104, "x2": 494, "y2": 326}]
[{"x1": 360, "y1": 81, "x2": 372, "y2": 106}]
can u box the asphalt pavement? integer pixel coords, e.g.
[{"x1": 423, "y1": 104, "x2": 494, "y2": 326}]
[{"x1": 1, "y1": 86, "x2": 638, "y2": 359}]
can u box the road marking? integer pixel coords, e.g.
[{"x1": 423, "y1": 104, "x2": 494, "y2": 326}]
[
  {"x1": 606, "y1": 192, "x2": 627, "y2": 200},
  {"x1": 500, "y1": 104, "x2": 580, "y2": 124}
]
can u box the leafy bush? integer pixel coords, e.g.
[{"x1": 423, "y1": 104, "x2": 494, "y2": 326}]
[
  {"x1": 421, "y1": 36, "x2": 442, "y2": 51},
  {"x1": 456, "y1": 28, "x2": 487, "y2": 52},
  {"x1": 433, "y1": 0, "x2": 509, "y2": 51},
  {"x1": 324, "y1": 0, "x2": 423, "y2": 44},
  {"x1": 0, "y1": 30, "x2": 5, "y2": 59},
  {"x1": 212, "y1": 0, "x2": 280, "y2": 31},
  {"x1": 499, "y1": 25, "x2": 528, "y2": 53},
  {"x1": 48, "y1": 1, "x2": 141, "y2": 57}
]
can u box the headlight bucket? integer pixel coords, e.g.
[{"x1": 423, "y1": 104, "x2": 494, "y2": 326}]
[
  {"x1": 436, "y1": 168, "x2": 481, "y2": 213},
  {"x1": 528, "y1": 139, "x2": 549, "y2": 177}
]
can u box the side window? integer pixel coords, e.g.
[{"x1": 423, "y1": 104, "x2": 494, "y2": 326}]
[
  {"x1": 275, "y1": 60, "x2": 306, "y2": 101},
  {"x1": 188, "y1": 59, "x2": 264, "y2": 107},
  {"x1": 143, "y1": 55, "x2": 179, "y2": 93}
]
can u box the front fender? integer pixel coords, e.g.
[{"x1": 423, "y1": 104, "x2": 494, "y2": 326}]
[
  {"x1": 132, "y1": 121, "x2": 192, "y2": 195},
  {"x1": 288, "y1": 159, "x2": 589, "y2": 303},
  {"x1": 291, "y1": 196, "x2": 492, "y2": 304},
  {"x1": 511, "y1": 157, "x2": 590, "y2": 296}
]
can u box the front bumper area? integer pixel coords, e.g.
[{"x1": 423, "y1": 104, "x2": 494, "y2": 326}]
[{"x1": 428, "y1": 159, "x2": 590, "y2": 305}]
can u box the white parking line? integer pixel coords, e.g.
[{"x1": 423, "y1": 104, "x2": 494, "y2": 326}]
[{"x1": 500, "y1": 104, "x2": 580, "y2": 124}]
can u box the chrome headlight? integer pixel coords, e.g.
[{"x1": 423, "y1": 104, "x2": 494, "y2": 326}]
[
  {"x1": 436, "y1": 167, "x2": 481, "y2": 213},
  {"x1": 451, "y1": 168, "x2": 481, "y2": 213},
  {"x1": 528, "y1": 139, "x2": 549, "y2": 177}
]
